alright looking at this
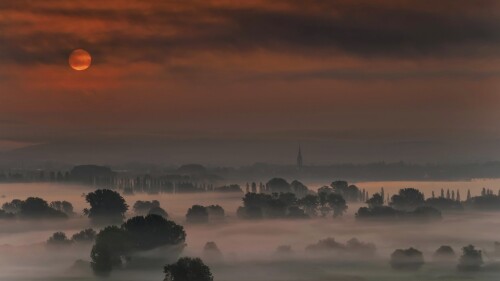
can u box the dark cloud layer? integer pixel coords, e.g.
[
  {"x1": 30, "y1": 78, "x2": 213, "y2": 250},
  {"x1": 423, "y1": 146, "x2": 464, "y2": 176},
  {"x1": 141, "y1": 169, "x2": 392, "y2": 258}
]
[
  {"x1": 1, "y1": 0, "x2": 500, "y2": 164},
  {"x1": 2, "y1": 0, "x2": 500, "y2": 65}
]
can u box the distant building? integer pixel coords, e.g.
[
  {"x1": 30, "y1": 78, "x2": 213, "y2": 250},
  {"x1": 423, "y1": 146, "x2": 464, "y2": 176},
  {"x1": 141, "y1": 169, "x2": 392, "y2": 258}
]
[{"x1": 297, "y1": 145, "x2": 303, "y2": 169}]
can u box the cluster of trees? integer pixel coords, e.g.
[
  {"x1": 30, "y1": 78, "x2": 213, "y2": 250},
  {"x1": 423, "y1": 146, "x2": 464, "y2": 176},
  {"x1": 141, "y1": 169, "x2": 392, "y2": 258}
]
[
  {"x1": 306, "y1": 237, "x2": 376, "y2": 257},
  {"x1": 260, "y1": 178, "x2": 310, "y2": 198},
  {"x1": 390, "y1": 248, "x2": 424, "y2": 270},
  {"x1": 70, "y1": 165, "x2": 116, "y2": 186},
  {"x1": 47, "y1": 228, "x2": 97, "y2": 246},
  {"x1": 84, "y1": 189, "x2": 128, "y2": 225},
  {"x1": 186, "y1": 205, "x2": 225, "y2": 223},
  {"x1": 49, "y1": 201, "x2": 75, "y2": 216},
  {"x1": 466, "y1": 192, "x2": 500, "y2": 211},
  {"x1": 258, "y1": 179, "x2": 371, "y2": 203},
  {"x1": 133, "y1": 200, "x2": 168, "y2": 218},
  {"x1": 358, "y1": 186, "x2": 500, "y2": 220},
  {"x1": 237, "y1": 189, "x2": 350, "y2": 220},
  {"x1": 433, "y1": 245, "x2": 456, "y2": 262},
  {"x1": 91, "y1": 214, "x2": 186, "y2": 275},
  {"x1": 1, "y1": 197, "x2": 71, "y2": 219},
  {"x1": 390, "y1": 245, "x2": 483, "y2": 271},
  {"x1": 323, "y1": 181, "x2": 368, "y2": 202},
  {"x1": 356, "y1": 188, "x2": 442, "y2": 222},
  {"x1": 164, "y1": 257, "x2": 213, "y2": 281},
  {"x1": 425, "y1": 197, "x2": 464, "y2": 211},
  {"x1": 237, "y1": 193, "x2": 306, "y2": 219}
]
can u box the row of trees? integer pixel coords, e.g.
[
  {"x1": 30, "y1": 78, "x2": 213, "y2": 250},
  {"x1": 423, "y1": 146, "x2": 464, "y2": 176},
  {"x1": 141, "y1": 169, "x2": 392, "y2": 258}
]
[
  {"x1": 236, "y1": 191, "x2": 348, "y2": 220},
  {"x1": 391, "y1": 245, "x2": 483, "y2": 271},
  {"x1": 358, "y1": 187, "x2": 500, "y2": 222},
  {"x1": 186, "y1": 205, "x2": 225, "y2": 223},
  {"x1": 2, "y1": 185, "x2": 499, "y2": 225},
  {"x1": 260, "y1": 178, "x2": 369, "y2": 203},
  {"x1": 132, "y1": 200, "x2": 169, "y2": 217},
  {"x1": 305, "y1": 237, "x2": 376, "y2": 257},
  {"x1": 47, "y1": 229, "x2": 97, "y2": 246},
  {"x1": 1, "y1": 197, "x2": 71, "y2": 219}
]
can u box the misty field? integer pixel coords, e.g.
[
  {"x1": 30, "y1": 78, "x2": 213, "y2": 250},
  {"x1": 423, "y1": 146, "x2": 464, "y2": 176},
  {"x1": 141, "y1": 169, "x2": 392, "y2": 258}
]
[{"x1": 0, "y1": 182, "x2": 499, "y2": 281}]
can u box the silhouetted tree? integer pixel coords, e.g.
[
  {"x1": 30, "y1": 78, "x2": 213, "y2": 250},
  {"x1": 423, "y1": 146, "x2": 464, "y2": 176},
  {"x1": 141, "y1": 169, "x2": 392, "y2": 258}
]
[
  {"x1": 433, "y1": 245, "x2": 456, "y2": 262},
  {"x1": 84, "y1": 189, "x2": 128, "y2": 225},
  {"x1": 71, "y1": 165, "x2": 115, "y2": 185},
  {"x1": 164, "y1": 257, "x2": 213, "y2": 281},
  {"x1": 19, "y1": 197, "x2": 67, "y2": 219},
  {"x1": 306, "y1": 237, "x2": 375, "y2": 256},
  {"x1": 186, "y1": 205, "x2": 209, "y2": 224},
  {"x1": 238, "y1": 192, "x2": 309, "y2": 219},
  {"x1": 287, "y1": 206, "x2": 308, "y2": 218},
  {"x1": 71, "y1": 228, "x2": 97, "y2": 243},
  {"x1": 266, "y1": 196, "x2": 288, "y2": 218},
  {"x1": 327, "y1": 193, "x2": 348, "y2": 217},
  {"x1": 47, "y1": 232, "x2": 72, "y2": 246},
  {"x1": 410, "y1": 206, "x2": 442, "y2": 221},
  {"x1": 91, "y1": 215, "x2": 185, "y2": 275},
  {"x1": 266, "y1": 178, "x2": 291, "y2": 193},
  {"x1": 133, "y1": 200, "x2": 160, "y2": 215},
  {"x1": 458, "y1": 245, "x2": 483, "y2": 271},
  {"x1": 0, "y1": 209, "x2": 15, "y2": 219},
  {"x1": 2, "y1": 199, "x2": 22, "y2": 214},
  {"x1": 466, "y1": 194, "x2": 500, "y2": 211},
  {"x1": 50, "y1": 201, "x2": 75, "y2": 216},
  {"x1": 356, "y1": 206, "x2": 402, "y2": 220},
  {"x1": 122, "y1": 214, "x2": 186, "y2": 251},
  {"x1": 345, "y1": 238, "x2": 376, "y2": 256},
  {"x1": 290, "y1": 180, "x2": 309, "y2": 198},
  {"x1": 331, "y1": 181, "x2": 348, "y2": 192},
  {"x1": 390, "y1": 248, "x2": 424, "y2": 270},
  {"x1": 306, "y1": 237, "x2": 344, "y2": 252},
  {"x1": 90, "y1": 241, "x2": 115, "y2": 276},
  {"x1": 148, "y1": 206, "x2": 169, "y2": 218},
  {"x1": 278, "y1": 192, "x2": 298, "y2": 207},
  {"x1": 298, "y1": 194, "x2": 319, "y2": 216},
  {"x1": 366, "y1": 193, "x2": 384, "y2": 208},
  {"x1": 91, "y1": 226, "x2": 132, "y2": 275},
  {"x1": 425, "y1": 197, "x2": 463, "y2": 211},
  {"x1": 236, "y1": 205, "x2": 263, "y2": 220},
  {"x1": 390, "y1": 188, "x2": 425, "y2": 211},
  {"x1": 206, "y1": 205, "x2": 225, "y2": 221},
  {"x1": 356, "y1": 205, "x2": 440, "y2": 222}
]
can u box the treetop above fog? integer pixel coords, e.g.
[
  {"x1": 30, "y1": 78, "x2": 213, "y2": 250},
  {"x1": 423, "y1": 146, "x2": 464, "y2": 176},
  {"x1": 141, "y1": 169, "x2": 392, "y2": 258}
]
[
  {"x1": 85, "y1": 189, "x2": 128, "y2": 225},
  {"x1": 2, "y1": 197, "x2": 67, "y2": 219},
  {"x1": 164, "y1": 257, "x2": 213, "y2": 281},
  {"x1": 91, "y1": 214, "x2": 186, "y2": 275}
]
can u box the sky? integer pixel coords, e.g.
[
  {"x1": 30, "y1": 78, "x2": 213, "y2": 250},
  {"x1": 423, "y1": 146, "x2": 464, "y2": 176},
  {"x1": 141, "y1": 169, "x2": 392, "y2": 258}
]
[{"x1": 1, "y1": 0, "x2": 500, "y2": 165}]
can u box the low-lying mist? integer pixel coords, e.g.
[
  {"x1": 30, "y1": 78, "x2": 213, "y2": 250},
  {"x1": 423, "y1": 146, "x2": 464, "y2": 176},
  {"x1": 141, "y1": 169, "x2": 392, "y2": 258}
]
[{"x1": 0, "y1": 183, "x2": 499, "y2": 281}]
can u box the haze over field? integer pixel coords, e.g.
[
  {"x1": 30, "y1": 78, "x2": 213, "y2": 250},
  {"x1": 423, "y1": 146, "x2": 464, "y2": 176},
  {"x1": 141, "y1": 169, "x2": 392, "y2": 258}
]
[
  {"x1": 2, "y1": 1, "x2": 500, "y2": 280},
  {"x1": 0, "y1": 182, "x2": 498, "y2": 281}
]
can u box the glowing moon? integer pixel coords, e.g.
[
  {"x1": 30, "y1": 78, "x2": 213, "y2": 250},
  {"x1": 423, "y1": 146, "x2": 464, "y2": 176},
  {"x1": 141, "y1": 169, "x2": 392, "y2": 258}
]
[{"x1": 69, "y1": 49, "x2": 91, "y2": 71}]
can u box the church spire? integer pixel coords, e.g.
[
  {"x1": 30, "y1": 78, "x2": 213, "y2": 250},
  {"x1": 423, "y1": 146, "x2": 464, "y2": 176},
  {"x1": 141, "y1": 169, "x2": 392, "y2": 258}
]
[{"x1": 297, "y1": 144, "x2": 303, "y2": 169}]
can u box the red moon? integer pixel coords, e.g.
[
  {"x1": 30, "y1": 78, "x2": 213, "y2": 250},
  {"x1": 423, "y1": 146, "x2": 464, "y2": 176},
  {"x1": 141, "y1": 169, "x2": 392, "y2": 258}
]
[{"x1": 69, "y1": 49, "x2": 91, "y2": 71}]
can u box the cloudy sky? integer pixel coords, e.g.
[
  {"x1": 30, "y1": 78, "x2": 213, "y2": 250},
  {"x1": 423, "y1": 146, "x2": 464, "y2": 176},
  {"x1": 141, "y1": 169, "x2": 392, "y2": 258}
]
[{"x1": 1, "y1": 0, "x2": 500, "y2": 165}]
